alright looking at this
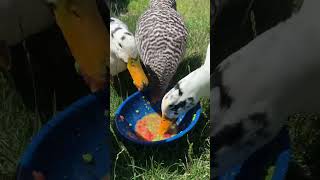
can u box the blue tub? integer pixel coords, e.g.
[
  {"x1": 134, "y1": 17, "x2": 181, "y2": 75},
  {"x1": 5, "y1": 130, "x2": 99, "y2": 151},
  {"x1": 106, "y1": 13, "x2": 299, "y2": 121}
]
[
  {"x1": 114, "y1": 91, "x2": 202, "y2": 145},
  {"x1": 16, "y1": 90, "x2": 110, "y2": 180}
]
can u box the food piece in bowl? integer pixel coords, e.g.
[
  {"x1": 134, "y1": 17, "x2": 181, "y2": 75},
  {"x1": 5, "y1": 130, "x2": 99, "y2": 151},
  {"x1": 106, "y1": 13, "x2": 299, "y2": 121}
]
[
  {"x1": 135, "y1": 113, "x2": 177, "y2": 141},
  {"x1": 82, "y1": 153, "x2": 94, "y2": 164},
  {"x1": 102, "y1": 174, "x2": 110, "y2": 180},
  {"x1": 32, "y1": 171, "x2": 45, "y2": 180}
]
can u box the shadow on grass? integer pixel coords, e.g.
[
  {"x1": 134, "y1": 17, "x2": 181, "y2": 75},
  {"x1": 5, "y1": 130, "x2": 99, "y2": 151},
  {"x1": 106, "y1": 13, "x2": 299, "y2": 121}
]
[
  {"x1": 286, "y1": 161, "x2": 313, "y2": 180},
  {"x1": 288, "y1": 113, "x2": 320, "y2": 179},
  {"x1": 110, "y1": 0, "x2": 131, "y2": 16}
]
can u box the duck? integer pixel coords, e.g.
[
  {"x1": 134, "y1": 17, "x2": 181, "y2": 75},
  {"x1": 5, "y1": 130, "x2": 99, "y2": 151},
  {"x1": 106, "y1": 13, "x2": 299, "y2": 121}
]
[
  {"x1": 161, "y1": 43, "x2": 210, "y2": 119},
  {"x1": 211, "y1": 0, "x2": 320, "y2": 176},
  {"x1": 0, "y1": 0, "x2": 109, "y2": 92},
  {"x1": 131, "y1": 0, "x2": 188, "y2": 102},
  {"x1": 110, "y1": 17, "x2": 139, "y2": 76}
]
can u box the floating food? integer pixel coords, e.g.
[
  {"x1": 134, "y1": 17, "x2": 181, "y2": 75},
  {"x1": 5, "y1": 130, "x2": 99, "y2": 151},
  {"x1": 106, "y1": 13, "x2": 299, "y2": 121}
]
[
  {"x1": 82, "y1": 153, "x2": 94, "y2": 164},
  {"x1": 135, "y1": 113, "x2": 177, "y2": 141},
  {"x1": 192, "y1": 114, "x2": 197, "y2": 121}
]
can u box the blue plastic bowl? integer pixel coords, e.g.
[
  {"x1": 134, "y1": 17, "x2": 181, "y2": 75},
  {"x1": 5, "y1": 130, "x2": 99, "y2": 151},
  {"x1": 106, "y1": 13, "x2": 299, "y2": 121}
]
[
  {"x1": 115, "y1": 91, "x2": 202, "y2": 145},
  {"x1": 16, "y1": 91, "x2": 110, "y2": 180},
  {"x1": 216, "y1": 128, "x2": 291, "y2": 180}
]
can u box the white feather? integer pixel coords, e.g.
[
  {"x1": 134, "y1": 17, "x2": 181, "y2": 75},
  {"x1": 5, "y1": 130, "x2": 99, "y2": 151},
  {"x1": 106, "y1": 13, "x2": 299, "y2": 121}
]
[{"x1": 179, "y1": 43, "x2": 210, "y2": 99}]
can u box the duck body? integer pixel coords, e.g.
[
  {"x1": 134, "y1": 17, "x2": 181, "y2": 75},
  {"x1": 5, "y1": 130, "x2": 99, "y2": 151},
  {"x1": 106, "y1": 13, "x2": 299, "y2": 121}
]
[
  {"x1": 211, "y1": 0, "x2": 320, "y2": 176},
  {"x1": 162, "y1": 43, "x2": 210, "y2": 119},
  {"x1": 134, "y1": 0, "x2": 188, "y2": 99}
]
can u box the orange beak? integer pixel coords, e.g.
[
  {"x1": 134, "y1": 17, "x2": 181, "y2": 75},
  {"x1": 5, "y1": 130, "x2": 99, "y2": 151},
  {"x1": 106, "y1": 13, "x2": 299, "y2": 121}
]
[
  {"x1": 127, "y1": 57, "x2": 149, "y2": 91},
  {"x1": 51, "y1": 0, "x2": 109, "y2": 92}
]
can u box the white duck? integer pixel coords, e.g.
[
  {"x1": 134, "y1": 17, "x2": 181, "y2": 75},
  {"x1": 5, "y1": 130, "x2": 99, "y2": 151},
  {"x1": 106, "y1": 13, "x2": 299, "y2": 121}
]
[
  {"x1": 211, "y1": 0, "x2": 320, "y2": 176},
  {"x1": 110, "y1": 17, "x2": 138, "y2": 76},
  {"x1": 161, "y1": 43, "x2": 210, "y2": 119}
]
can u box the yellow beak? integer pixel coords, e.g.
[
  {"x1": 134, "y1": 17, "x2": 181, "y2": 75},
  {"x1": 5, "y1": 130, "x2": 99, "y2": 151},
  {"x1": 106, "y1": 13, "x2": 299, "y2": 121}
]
[
  {"x1": 51, "y1": 0, "x2": 109, "y2": 92},
  {"x1": 127, "y1": 57, "x2": 149, "y2": 91}
]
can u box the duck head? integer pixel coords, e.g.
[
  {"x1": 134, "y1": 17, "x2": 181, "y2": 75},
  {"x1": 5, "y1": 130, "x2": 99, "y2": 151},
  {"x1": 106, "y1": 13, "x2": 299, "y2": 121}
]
[
  {"x1": 109, "y1": 17, "x2": 149, "y2": 90},
  {"x1": 161, "y1": 82, "x2": 199, "y2": 120}
]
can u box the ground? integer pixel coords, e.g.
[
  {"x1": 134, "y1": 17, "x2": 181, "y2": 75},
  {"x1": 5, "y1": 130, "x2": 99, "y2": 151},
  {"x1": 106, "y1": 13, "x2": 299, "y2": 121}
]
[
  {"x1": 0, "y1": 73, "x2": 41, "y2": 179},
  {"x1": 110, "y1": 0, "x2": 210, "y2": 179}
]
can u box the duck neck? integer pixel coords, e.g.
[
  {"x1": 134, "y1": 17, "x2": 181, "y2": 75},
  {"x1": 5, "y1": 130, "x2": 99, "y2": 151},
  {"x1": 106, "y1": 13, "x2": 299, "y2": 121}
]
[{"x1": 179, "y1": 64, "x2": 210, "y2": 100}]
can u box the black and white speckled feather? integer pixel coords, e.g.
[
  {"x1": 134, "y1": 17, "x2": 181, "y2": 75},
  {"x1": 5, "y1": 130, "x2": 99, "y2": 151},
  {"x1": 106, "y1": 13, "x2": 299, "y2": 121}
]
[
  {"x1": 150, "y1": 0, "x2": 177, "y2": 9},
  {"x1": 135, "y1": 0, "x2": 188, "y2": 96},
  {"x1": 110, "y1": 17, "x2": 138, "y2": 76}
]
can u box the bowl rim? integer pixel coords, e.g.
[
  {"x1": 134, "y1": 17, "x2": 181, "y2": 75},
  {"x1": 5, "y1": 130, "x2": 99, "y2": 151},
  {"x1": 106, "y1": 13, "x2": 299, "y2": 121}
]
[{"x1": 115, "y1": 91, "x2": 202, "y2": 145}]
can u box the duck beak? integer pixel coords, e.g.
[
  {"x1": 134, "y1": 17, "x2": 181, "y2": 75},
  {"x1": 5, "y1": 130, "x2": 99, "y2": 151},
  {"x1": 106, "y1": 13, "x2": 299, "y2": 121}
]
[
  {"x1": 127, "y1": 57, "x2": 149, "y2": 91},
  {"x1": 51, "y1": 0, "x2": 109, "y2": 92}
]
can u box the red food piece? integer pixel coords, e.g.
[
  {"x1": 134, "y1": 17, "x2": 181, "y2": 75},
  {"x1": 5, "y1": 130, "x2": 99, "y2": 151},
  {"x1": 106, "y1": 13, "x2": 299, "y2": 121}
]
[
  {"x1": 32, "y1": 171, "x2": 46, "y2": 180},
  {"x1": 118, "y1": 115, "x2": 125, "y2": 122},
  {"x1": 163, "y1": 133, "x2": 171, "y2": 138}
]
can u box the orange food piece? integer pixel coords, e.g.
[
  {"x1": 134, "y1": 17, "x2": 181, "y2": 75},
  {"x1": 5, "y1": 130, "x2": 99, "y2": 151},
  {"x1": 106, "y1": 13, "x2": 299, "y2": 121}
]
[
  {"x1": 32, "y1": 171, "x2": 46, "y2": 180},
  {"x1": 102, "y1": 174, "x2": 110, "y2": 180},
  {"x1": 135, "y1": 113, "x2": 177, "y2": 141}
]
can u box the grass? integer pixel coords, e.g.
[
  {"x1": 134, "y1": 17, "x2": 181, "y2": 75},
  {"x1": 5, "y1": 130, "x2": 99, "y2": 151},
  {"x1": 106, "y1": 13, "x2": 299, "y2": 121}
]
[
  {"x1": 110, "y1": 0, "x2": 210, "y2": 179},
  {"x1": 0, "y1": 72, "x2": 42, "y2": 179}
]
